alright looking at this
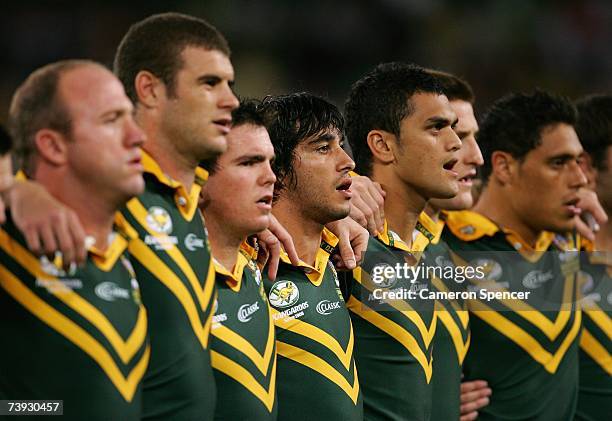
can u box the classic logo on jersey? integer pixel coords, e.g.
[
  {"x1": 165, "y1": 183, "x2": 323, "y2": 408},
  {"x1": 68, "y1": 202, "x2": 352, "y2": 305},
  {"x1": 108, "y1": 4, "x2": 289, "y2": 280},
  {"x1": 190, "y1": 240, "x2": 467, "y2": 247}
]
[
  {"x1": 184, "y1": 233, "x2": 205, "y2": 251},
  {"x1": 95, "y1": 281, "x2": 131, "y2": 301},
  {"x1": 146, "y1": 206, "x2": 173, "y2": 234},
  {"x1": 469, "y1": 258, "x2": 502, "y2": 282},
  {"x1": 435, "y1": 255, "x2": 455, "y2": 269},
  {"x1": 522, "y1": 270, "x2": 554, "y2": 289},
  {"x1": 316, "y1": 299, "x2": 342, "y2": 315},
  {"x1": 371, "y1": 263, "x2": 398, "y2": 288},
  {"x1": 268, "y1": 280, "x2": 300, "y2": 308},
  {"x1": 237, "y1": 301, "x2": 260, "y2": 322}
]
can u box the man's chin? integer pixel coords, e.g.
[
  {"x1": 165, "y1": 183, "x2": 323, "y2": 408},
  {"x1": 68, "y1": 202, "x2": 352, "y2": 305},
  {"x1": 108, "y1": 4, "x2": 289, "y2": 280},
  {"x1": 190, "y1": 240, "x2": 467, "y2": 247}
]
[{"x1": 199, "y1": 137, "x2": 228, "y2": 160}]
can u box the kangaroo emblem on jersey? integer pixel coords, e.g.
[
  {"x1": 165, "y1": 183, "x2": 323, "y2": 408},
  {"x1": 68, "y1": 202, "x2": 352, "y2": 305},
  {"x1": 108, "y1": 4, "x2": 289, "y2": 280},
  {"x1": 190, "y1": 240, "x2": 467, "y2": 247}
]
[
  {"x1": 146, "y1": 206, "x2": 173, "y2": 234},
  {"x1": 269, "y1": 280, "x2": 300, "y2": 308}
]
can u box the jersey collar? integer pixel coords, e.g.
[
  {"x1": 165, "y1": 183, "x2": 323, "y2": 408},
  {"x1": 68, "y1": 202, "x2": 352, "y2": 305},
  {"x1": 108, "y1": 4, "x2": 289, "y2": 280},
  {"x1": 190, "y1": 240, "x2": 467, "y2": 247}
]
[
  {"x1": 213, "y1": 241, "x2": 258, "y2": 292},
  {"x1": 141, "y1": 150, "x2": 208, "y2": 221},
  {"x1": 89, "y1": 212, "x2": 138, "y2": 271},
  {"x1": 279, "y1": 227, "x2": 339, "y2": 286}
]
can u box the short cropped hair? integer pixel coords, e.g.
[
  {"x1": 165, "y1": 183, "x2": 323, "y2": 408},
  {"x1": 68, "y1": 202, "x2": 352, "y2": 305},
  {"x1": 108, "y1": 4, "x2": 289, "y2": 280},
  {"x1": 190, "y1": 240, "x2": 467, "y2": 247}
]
[
  {"x1": 114, "y1": 12, "x2": 230, "y2": 104},
  {"x1": 9, "y1": 59, "x2": 101, "y2": 176},
  {"x1": 575, "y1": 94, "x2": 612, "y2": 170},
  {"x1": 344, "y1": 62, "x2": 443, "y2": 176},
  {"x1": 426, "y1": 69, "x2": 474, "y2": 104},
  {"x1": 200, "y1": 98, "x2": 266, "y2": 175},
  {"x1": 259, "y1": 93, "x2": 345, "y2": 198},
  {"x1": 478, "y1": 90, "x2": 577, "y2": 182}
]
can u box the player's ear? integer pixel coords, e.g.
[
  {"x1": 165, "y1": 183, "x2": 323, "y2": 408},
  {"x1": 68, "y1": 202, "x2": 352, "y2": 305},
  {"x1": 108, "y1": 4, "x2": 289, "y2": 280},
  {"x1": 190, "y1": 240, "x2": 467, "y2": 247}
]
[
  {"x1": 34, "y1": 129, "x2": 69, "y2": 166},
  {"x1": 490, "y1": 151, "x2": 515, "y2": 185},
  {"x1": 134, "y1": 70, "x2": 165, "y2": 109},
  {"x1": 366, "y1": 130, "x2": 396, "y2": 165}
]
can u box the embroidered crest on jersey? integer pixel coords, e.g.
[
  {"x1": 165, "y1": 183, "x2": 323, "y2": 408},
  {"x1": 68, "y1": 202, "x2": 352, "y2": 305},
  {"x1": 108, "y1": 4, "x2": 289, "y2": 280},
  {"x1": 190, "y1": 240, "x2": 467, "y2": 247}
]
[
  {"x1": 469, "y1": 258, "x2": 502, "y2": 281},
  {"x1": 145, "y1": 206, "x2": 173, "y2": 234},
  {"x1": 268, "y1": 280, "x2": 299, "y2": 308}
]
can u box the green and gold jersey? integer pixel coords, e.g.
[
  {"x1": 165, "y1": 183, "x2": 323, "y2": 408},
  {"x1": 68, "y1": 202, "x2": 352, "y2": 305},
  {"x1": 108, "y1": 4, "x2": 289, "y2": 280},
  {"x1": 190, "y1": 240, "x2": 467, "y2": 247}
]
[
  {"x1": 120, "y1": 151, "x2": 216, "y2": 421},
  {"x1": 576, "y1": 245, "x2": 612, "y2": 421},
  {"x1": 344, "y1": 215, "x2": 438, "y2": 421},
  {"x1": 423, "y1": 214, "x2": 471, "y2": 421},
  {"x1": 264, "y1": 228, "x2": 362, "y2": 421},
  {"x1": 443, "y1": 210, "x2": 582, "y2": 421},
  {"x1": 210, "y1": 242, "x2": 277, "y2": 420},
  {"x1": 0, "y1": 214, "x2": 149, "y2": 420}
]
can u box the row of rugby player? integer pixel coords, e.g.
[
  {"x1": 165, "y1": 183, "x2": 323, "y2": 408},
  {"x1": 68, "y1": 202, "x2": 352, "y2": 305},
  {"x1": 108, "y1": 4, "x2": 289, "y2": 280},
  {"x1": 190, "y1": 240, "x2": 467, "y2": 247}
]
[{"x1": 0, "y1": 11, "x2": 610, "y2": 421}]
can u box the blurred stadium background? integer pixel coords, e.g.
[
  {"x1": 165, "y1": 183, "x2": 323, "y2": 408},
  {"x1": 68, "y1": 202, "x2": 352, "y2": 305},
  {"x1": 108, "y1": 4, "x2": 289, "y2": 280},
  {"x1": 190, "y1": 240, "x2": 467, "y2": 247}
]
[{"x1": 1, "y1": 0, "x2": 611, "y2": 120}]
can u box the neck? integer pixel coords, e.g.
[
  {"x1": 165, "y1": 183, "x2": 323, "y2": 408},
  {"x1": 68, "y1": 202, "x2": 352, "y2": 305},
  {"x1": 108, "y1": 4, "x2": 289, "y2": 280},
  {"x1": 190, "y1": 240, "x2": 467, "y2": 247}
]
[
  {"x1": 473, "y1": 181, "x2": 540, "y2": 247},
  {"x1": 202, "y1": 209, "x2": 244, "y2": 272},
  {"x1": 372, "y1": 166, "x2": 427, "y2": 244},
  {"x1": 272, "y1": 197, "x2": 324, "y2": 266},
  {"x1": 36, "y1": 168, "x2": 117, "y2": 250},
  {"x1": 424, "y1": 202, "x2": 441, "y2": 222},
  {"x1": 137, "y1": 112, "x2": 197, "y2": 190}
]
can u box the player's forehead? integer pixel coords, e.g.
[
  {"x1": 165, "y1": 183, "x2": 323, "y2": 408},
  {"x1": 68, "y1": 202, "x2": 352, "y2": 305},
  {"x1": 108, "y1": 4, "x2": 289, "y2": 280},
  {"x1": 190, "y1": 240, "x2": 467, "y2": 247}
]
[
  {"x1": 178, "y1": 46, "x2": 234, "y2": 80},
  {"x1": 59, "y1": 65, "x2": 132, "y2": 118},
  {"x1": 403, "y1": 92, "x2": 456, "y2": 126},
  {"x1": 299, "y1": 126, "x2": 343, "y2": 148},
  {"x1": 527, "y1": 123, "x2": 582, "y2": 161},
  {"x1": 224, "y1": 124, "x2": 273, "y2": 156}
]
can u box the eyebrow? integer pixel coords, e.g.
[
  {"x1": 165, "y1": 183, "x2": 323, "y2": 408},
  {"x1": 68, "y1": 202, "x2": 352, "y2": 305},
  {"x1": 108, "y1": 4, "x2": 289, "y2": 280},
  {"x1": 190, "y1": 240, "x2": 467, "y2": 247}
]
[
  {"x1": 196, "y1": 74, "x2": 235, "y2": 87},
  {"x1": 99, "y1": 108, "x2": 130, "y2": 120},
  {"x1": 307, "y1": 132, "x2": 337, "y2": 145},
  {"x1": 547, "y1": 153, "x2": 581, "y2": 162},
  {"x1": 233, "y1": 153, "x2": 275, "y2": 163},
  {"x1": 425, "y1": 116, "x2": 457, "y2": 127}
]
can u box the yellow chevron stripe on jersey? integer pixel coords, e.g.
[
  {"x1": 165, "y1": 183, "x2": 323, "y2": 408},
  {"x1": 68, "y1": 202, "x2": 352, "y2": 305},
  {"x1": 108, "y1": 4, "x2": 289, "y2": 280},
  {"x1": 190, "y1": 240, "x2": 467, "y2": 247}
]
[
  {"x1": 347, "y1": 295, "x2": 433, "y2": 382},
  {"x1": 272, "y1": 308, "x2": 354, "y2": 370},
  {"x1": 584, "y1": 305, "x2": 612, "y2": 338},
  {"x1": 435, "y1": 301, "x2": 471, "y2": 365},
  {"x1": 354, "y1": 267, "x2": 437, "y2": 347},
  {"x1": 468, "y1": 276, "x2": 574, "y2": 341},
  {"x1": 471, "y1": 299, "x2": 582, "y2": 373},
  {"x1": 126, "y1": 198, "x2": 215, "y2": 314},
  {"x1": 431, "y1": 277, "x2": 469, "y2": 328},
  {"x1": 128, "y1": 237, "x2": 214, "y2": 349},
  {"x1": 0, "y1": 229, "x2": 147, "y2": 363},
  {"x1": 212, "y1": 308, "x2": 275, "y2": 374},
  {"x1": 580, "y1": 327, "x2": 612, "y2": 375},
  {"x1": 0, "y1": 264, "x2": 150, "y2": 401},
  {"x1": 276, "y1": 340, "x2": 360, "y2": 403},
  {"x1": 211, "y1": 350, "x2": 277, "y2": 411}
]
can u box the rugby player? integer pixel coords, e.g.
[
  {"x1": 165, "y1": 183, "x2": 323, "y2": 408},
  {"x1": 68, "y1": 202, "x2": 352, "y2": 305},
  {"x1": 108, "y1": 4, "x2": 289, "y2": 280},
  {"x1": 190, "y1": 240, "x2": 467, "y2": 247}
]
[
  {"x1": 442, "y1": 90, "x2": 586, "y2": 420},
  {"x1": 258, "y1": 93, "x2": 364, "y2": 420},
  {"x1": 343, "y1": 62, "x2": 461, "y2": 420},
  {"x1": 1, "y1": 60, "x2": 148, "y2": 420},
  {"x1": 111, "y1": 13, "x2": 239, "y2": 420},
  {"x1": 421, "y1": 70, "x2": 490, "y2": 421},
  {"x1": 199, "y1": 100, "x2": 278, "y2": 420},
  {"x1": 574, "y1": 94, "x2": 612, "y2": 421}
]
